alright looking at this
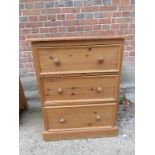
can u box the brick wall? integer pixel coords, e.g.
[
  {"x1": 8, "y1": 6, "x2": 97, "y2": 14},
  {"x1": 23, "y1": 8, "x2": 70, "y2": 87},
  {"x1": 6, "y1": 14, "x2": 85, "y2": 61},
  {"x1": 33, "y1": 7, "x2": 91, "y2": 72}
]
[{"x1": 19, "y1": 0, "x2": 135, "y2": 78}]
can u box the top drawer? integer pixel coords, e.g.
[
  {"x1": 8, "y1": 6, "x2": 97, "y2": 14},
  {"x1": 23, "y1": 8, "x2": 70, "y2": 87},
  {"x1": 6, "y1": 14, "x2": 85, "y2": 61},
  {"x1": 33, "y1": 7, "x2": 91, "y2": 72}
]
[{"x1": 35, "y1": 44, "x2": 122, "y2": 75}]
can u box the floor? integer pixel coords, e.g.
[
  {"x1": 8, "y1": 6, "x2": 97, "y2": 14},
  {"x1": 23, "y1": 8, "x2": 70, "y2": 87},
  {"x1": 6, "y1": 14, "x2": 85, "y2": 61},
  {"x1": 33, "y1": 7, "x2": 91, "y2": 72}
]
[{"x1": 19, "y1": 98, "x2": 135, "y2": 155}]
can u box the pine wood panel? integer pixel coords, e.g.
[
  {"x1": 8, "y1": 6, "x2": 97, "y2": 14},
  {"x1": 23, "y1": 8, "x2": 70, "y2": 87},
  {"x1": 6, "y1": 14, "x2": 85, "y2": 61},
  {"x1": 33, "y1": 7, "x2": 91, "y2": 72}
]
[
  {"x1": 29, "y1": 36, "x2": 124, "y2": 47},
  {"x1": 43, "y1": 127, "x2": 118, "y2": 141},
  {"x1": 44, "y1": 103, "x2": 116, "y2": 130},
  {"x1": 37, "y1": 44, "x2": 121, "y2": 74},
  {"x1": 41, "y1": 75, "x2": 118, "y2": 102},
  {"x1": 30, "y1": 36, "x2": 124, "y2": 141}
]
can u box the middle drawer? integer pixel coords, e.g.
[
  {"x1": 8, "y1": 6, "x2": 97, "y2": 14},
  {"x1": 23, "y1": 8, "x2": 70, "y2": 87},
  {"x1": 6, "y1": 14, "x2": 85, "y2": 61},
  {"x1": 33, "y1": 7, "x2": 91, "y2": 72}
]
[{"x1": 41, "y1": 75, "x2": 118, "y2": 103}]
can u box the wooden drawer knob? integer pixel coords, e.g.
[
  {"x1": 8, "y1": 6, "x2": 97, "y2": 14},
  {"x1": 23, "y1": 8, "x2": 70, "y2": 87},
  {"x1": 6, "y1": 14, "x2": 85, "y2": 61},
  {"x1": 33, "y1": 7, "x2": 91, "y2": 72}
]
[
  {"x1": 96, "y1": 114, "x2": 101, "y2": 121},
  {"x1": 59, "y1": 117, "x2": 65, "y2": 124},
  {"x1": 97, "y1": 57, "x2": 104, "y2": 64},
  {"x1": 96, "y1": 86, "x2": 103, "y2": 93},
  {"x1": 54, "y1": 58, "x2": 61, "y2": 65},
  {"x1": 57, "y1": 88, "x2": 63, "y2": 94}
]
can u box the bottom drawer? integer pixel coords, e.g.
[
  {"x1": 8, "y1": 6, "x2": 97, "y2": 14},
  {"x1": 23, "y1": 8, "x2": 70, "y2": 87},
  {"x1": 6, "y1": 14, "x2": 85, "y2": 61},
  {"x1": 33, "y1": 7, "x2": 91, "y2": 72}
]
[{"x1": 43, "y1": 103, "x2": 116, "y2": 131}]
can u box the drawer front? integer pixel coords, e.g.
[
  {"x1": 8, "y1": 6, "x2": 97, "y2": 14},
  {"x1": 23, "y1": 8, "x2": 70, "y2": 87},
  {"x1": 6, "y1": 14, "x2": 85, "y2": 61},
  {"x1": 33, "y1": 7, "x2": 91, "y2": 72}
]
[
  {"x1": 37, "y1": 44, "x2": 121, "y2": 74},
  {"x1": 41, "y1": 75, "x2": 118, "y2": 102},
  {"x1": 44, "y1": 103, "x2": 116, "y2": 130}
]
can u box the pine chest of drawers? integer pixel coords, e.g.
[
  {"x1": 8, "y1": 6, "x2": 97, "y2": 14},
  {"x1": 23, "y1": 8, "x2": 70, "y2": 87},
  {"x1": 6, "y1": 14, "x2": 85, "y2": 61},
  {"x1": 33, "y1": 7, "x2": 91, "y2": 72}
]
[{"x1": 30, "y1": 37, "x2": 124, "y2": 141}]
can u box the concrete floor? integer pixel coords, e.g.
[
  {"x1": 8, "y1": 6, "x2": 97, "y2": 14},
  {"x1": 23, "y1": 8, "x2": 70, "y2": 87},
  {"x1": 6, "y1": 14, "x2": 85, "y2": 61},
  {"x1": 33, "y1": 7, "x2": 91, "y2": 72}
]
[{"x1": 19, "y1": 98, "x2": 135, "y2": 155}]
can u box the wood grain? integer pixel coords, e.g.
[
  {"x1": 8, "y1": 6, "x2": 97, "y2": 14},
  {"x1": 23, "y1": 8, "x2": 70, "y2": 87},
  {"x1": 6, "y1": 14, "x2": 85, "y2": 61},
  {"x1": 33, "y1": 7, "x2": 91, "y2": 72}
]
[
  {"x1": 30, "y1": 37, "x2": 124, "y2": 140},
  {"x1": 41, "y1": 75, "x2": 118, "y2": 102},
  {"x1": 44, "y1": 103, "x2": 116, "y2": 130},
  {"x1": 43, "y1": 126, "x2": 118, "y2": 141},
  {"x1": 28, "y1": 36, "x2": 124, "y2": 43},
  {"x1": 19, "y1": 78, "x2": 27, "y2": 111},
  {"x1": 37, "y1": 44, "x2": 121, "y2": 74}
]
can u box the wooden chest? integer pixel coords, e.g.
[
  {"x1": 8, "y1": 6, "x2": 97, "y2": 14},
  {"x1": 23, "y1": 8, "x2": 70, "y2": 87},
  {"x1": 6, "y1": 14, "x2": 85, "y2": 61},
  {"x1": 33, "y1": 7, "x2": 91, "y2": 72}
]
[{"x1": 30, "y1": 37, "x2": 124, "y2": 141}]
